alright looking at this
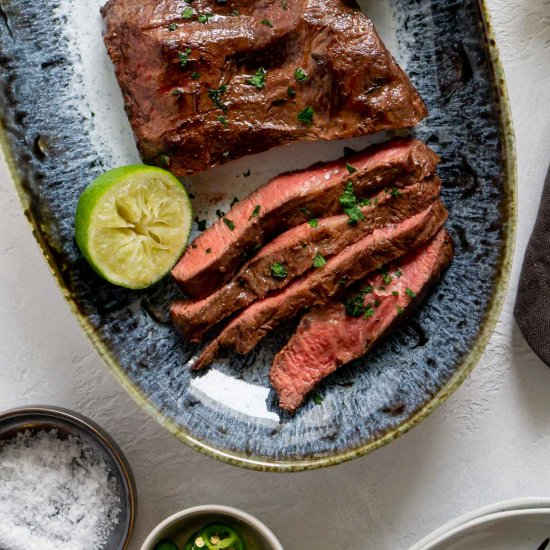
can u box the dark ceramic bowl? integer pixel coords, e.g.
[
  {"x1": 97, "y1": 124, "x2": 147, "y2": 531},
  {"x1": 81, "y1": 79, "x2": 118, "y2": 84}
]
[{"x1": 0, "y1": 405, "x2": 137, "y2": 550}]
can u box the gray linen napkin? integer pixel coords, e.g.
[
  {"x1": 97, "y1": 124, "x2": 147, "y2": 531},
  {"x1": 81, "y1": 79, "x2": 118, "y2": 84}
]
[{"x1": 514, "y1": 165, "x2": 550, "y2": 366}]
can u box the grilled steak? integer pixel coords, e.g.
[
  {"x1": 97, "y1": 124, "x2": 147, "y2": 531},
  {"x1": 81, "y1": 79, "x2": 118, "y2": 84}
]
[
  {"x1": 171, "y1": 177, "x2": 441, "y2": 341},
  {"x1": 101, "y1": 0, "x2": 428, "y2": 175},
  {"x1": 193, "y1": 201, "x2": 448, "y2": 370},
  {"x1": 172, "y1": 139, "x2": 439, "y2": 298},
  {"x1": 270, "y1": 229, "x2": 453, "y2": 412}
]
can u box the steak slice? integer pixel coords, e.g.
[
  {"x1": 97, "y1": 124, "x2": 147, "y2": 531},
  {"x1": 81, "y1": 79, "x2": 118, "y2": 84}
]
[
  {"x1": 270, "y1": 229, "x2": 454, "y2": 412},
  {"x1": 101, "y1": 0, "x2": 428, "y2": 175},
  {"x1": 172, "y1": 139, "x2": 440, "y2": 298},
  {"x1": 171, "y1": 177, "x2": 441, "y2": 341},
  {"x1": 193, "y1": 201, "x2": 448, "y2": 370}
]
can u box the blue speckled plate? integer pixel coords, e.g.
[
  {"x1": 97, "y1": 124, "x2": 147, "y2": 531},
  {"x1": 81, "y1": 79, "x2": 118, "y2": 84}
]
[{"x1": 0, "y1": 0, "x2": 516, "y2": 471}]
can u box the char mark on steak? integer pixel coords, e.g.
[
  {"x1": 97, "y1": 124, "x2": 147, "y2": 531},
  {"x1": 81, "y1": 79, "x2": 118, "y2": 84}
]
[
  {"x1": 172, "y1": 139, "x2": 440, "y2": 298},
  {"x1": 270, "y1": 229, "x2": 454, "y2": 412},
  {"x1": 171, "y1": 177, "x2": 441, "y2": 341},
  {"x1": 192, "y1": 201, "x2": 449, "y2": 371},
  {"x1": 101, "y1": 0, "x2": 428, "y2": 175}
]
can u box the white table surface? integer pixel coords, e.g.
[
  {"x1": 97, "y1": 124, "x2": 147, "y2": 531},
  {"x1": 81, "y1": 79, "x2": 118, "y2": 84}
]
[{"x1": 1, "y1": 0, "x2": 549, "y2": 548}]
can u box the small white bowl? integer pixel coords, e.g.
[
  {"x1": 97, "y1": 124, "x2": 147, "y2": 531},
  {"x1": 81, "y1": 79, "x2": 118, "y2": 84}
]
[{"x1": 141, "y1": 505, "x2": 284, "y2": 550}]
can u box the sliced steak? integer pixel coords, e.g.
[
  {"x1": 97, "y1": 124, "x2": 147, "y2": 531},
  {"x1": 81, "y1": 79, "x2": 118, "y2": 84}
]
[
  {"x1": 193, "y1": 201, "x2": 448, "y2": 370},
  {"x1": 171, "y1": 177, "x2": 441, "y2": 341},
  {"x1": 101, "y1": 0, "x2": 427, "y2": 175},
  {"x1": 172, "y1": 139, "x2": 440, "y2": 298},
  {"x1": 270, "y1": 229, "x2": 454, "y2": 412}
]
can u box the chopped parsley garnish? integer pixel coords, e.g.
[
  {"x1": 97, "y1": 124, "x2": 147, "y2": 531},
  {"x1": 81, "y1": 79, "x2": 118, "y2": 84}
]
[
  {"x1": 344, "y1": 286, "x2": 374, "y2": 317},
  {"x1": 206, "y1": 248, "x2": 212, "y2": 254},
  {"x1": 397, "y1": 305, "x2": 404, "y2": 315},
  {"x1": 222, "y1": 218, "x2": 235, "y2": 231},
  {"x1": 172, "y1": 88, "x2": 184, "y2": 96},
  {"x1": 182, "y1": 7, "x2": 194, "y2": 18},
  {"x1": 250, "y1": 204, "x2": 261, "y2": 220},
  {"x1": 216, "y1": 209, "x2": 225, "y2": 218},
  {"x1": 178, "y1": 48, "x2": 192, "y2": 67},
  {"x1": 208, "y1": 84, "x2": 228, "y2": 111},
  {"x1": 392, "y1": 291, "x2": 399, "y2": 297},
  {"x1": 299, "y1": 207, "x2": 313, "y2": 217},
  {"x1": 374, "y1": 299, "x2": 381, "y2": 308},
  {"x1": 394, "y1": 269, "x2": 403, "y2": 278},
  {"x1": 191, "y1": 243, "x2": 198, "y2": 249},
  {"x1": 287, "y1": 86, "x2": 296, "y2": 98},
  {"x1": 297, "y1": 106, "x2": 315, "y2": 126},
  {"x1": 217, "y1": 115, "x2": 228, "y2": 127},
  {"x1": 260, "y1": 18, "x2": 274, "y2": 27},
  {"x1": 312, "y1": 252, "x2": 326, "y2": 268},
  {"x1": 406, "y1": 287, "x2": 417, "y2": 298},
  {"x1": 294, "y1": 68, "x2": 308, "y2": 82},
  {"x1": 271, "y1": 262, "x2": 288, "y2": 279},
  {"x1": 195, "y1": 217, "x2": 207, "y2": 231},
  {"x1": 191, "y1": 72, "x2": 200, "y2": 79},
  {"x1": 312, "y1": 393, "x2": 323, "y2": 405},
  {"x1": 229, "y1": 9, "x2": 239, "y2": 16},
  {"x1": 198, "y1": 13, "x2": 214, "y2": 23},
  {"x1": 159, "y1": 154, "x2": 170, "y2": 166},
  {"x1": 359, "y1": 197, "x2": 371, "y2": 206},
  {"x1": 381, "y1": 270, "x2": 392, "y2": 284},
  {"x1": 246, "y1": 67, "x2": 267, "y2": 89},
  {"x1": 390, "y1": 188, "x2": 400, "y2": 198},
  {"x1": 169, "y1": 23, "x2": 178, "y2": 31},
  {"x1": 346, "y1": 163, "x2": 357, "y2": 174},
  {"x1": 339, "y1": 181, "x2": 365, "y2": 225},
  {"x1": 308, "y1": 218, "x2": 318, "y2": 228},
  {"x1": 230, "y1": 196, "x2": 240, "y2": 207}
]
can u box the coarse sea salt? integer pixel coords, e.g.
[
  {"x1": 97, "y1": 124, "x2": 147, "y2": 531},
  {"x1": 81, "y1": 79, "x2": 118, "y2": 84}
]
[{"x1": 0, "y1": 429, "x2": 121, "y2": 550}]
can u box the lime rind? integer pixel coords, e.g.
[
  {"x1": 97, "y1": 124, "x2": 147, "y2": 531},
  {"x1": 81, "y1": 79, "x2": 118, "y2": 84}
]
[{"x1": 75, "y1": 165, "x2": 192, "y2": 289}]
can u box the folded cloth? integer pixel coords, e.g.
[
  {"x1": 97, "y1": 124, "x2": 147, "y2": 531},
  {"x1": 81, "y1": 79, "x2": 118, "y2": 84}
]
[{"x1": 515, "y1": 164, "x2": 550, "y2": 366}]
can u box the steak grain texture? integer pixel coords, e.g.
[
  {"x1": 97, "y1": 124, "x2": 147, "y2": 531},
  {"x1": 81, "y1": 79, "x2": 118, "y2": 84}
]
[
  {"x1": 270, "y1": 229, "x2": 454, "y2": 412},
  {"x1": 193, "y1": 201, "x2": 448, "y2": 370},
  {"x1": 172, "y1": 139, "x2": 440, "y2": 298},
  {"x1": 171, "y1": 177, "x2": 441, "y2": 341},
  {"x1": 101, "y1": 0, "x2": 428, "y2": 175}
]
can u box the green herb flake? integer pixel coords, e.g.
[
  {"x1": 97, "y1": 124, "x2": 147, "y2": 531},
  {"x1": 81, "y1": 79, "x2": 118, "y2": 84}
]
[
  {"x1": 363, "y1": 304, "x2": 375, "y2": 318},
  {"x1": 406, "y1": 287, "x2": 417, "y2": 298},
  {"x1": 206, "y1": 248, "x2": 212, "y2": 254},
  {"x1": 195, "y1": 217, "x2": 207, "y2": 231},
  {"x1": 294, "y1": 68, "x2": 308, "y2": 82},
  {"x1": 299, "y1": 207, "x2": 312, "y2": 217},
  {"x1": 229, "y1": 9, "x2": 239, "y2": 16},
  {"x1": 271, "y1": 261, "x2": 288, "y2": 279},
  {"x1": 246, "y1": 67, "x2": 267, "y2": 89},
  {"x1": 312, "y1": 252, "x2": 326, "y2": 269},
  {"x1": 339, "y1": 181, "x2": 366, "y2": 225},
  {"x1": 382, "y1": 273, "x2": 392, "y2": 285},
  {"x1": 250, "y1": 204, "x2": 261, "y2": 220},
  {"x1": 223, "y1": 218, "x2": 235, "y2": 231},
  {"x1": 394, "y1": 269, "x2": 403, "y2": 278},
  {"x1": 191, "y1": 243, "x2": 198, "y2": 249},
  {"x1": 182, "y1": 7, "x2": 194, "y2": 18},
  {"x1": 391, "y1": 188, "x2": 400, "y2": 198},
  {"x1": 308, "y1": 218, "x2": 319, "y2": 228},
  {"x1": 217, "y1": 115, "x2": 228, "y2": 127},
  {"x1": 191, "y1": 72, "x2": 200, "y2": 79},
  {"x1": 392, "y1": 291, "x2": 399, "y2": 297},
  {"x1": 260, "y1": 18, "x2": 274, "y2": 27},
  {"x1": 359, "y1": 198, "x2": 371, "y2": 206},
  {"x1": 178, "y1": 48, "x2": 192, "y2": 67},
  {"x1": 208, "y1": 84, "x2": 228, "y2": 111},
  {"x1": 397, "y1": 305, "x2": 404, "y2": 315},
  {"x1": 344, "y1": 286, "x2": 373, "y2": 317},
  {"x1": 312, "y1": 393, "x2": 324, "y2": 405},
  {"x1": 172, "y1": 88, "x2": 184, "y2": 96},
  {"x1": 287, "y1": 86, "x2": 296, "y2": 98},
  {"x1": 346, "y1": 163, "x2": 357, "y2": 174},
  {"x1": 230, "y1": 196, "x2": 240, "y2": 207},
  {"x1": 169, "y1": 23, "x2": 178, "y2": 31},
  {"x1": 159, "y1": 154, "x2": 170, "y2": 166},
  {"x1": 198, "y1": 13, "x2": 214, "y2": 23},
  {"x1": 297, "y1": 105, "x2": 315, "y2": 126}
]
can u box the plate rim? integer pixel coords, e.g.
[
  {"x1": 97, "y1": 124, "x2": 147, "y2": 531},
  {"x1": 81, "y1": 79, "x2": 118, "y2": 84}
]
[{"x1": 0, "y1": 0, "x2": 517, "y2": 472}]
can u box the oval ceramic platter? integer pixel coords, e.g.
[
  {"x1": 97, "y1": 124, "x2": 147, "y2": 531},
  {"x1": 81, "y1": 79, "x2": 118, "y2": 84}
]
[{"x1": 0, "y1": 0, "x2": 515, "y2": 471}]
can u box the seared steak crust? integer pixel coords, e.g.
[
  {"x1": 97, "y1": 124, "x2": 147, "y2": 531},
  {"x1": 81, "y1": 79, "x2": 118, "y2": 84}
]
[
  {"x1": 271, "y1": 229, "x2": 454, "y2": 412},
  {"x1": 193, "y1": 201, "x2": 448, "y2": 370},
  {"x1": 172, "y1": 139, "x2": 440, "y2": 298},
  {"x1": 171, "y1": 177, "x2": 441, "y2": 341},
  {"x1": 101, "y1": 0, "x2": 428, "y2": 175}
]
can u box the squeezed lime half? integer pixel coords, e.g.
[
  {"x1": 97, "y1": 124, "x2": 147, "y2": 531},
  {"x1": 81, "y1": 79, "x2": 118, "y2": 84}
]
[{"x1": 75, "y1": 165, "x2": 192, "y2": 289}]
